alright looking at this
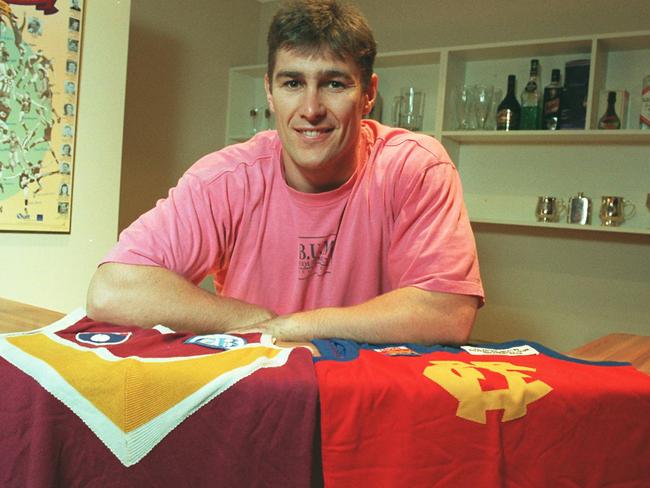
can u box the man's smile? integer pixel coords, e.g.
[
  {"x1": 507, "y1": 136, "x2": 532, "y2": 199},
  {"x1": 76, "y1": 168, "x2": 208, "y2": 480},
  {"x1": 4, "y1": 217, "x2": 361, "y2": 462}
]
[{"x1": 295, "y1": 127, "x2": 334, "y2": 139}]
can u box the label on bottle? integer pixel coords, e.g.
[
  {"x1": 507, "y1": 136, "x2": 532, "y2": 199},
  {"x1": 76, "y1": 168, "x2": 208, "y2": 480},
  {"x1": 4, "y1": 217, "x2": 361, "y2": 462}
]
[
  {"x1": 543, "y1": 87, "x2": 561, "y2": 130},
  {"x1": 544, "y1": 91, "x2": 560, "y2": 113},
  {"x1": 496, "y1": 109, "x2": 519, "y2": 130},
  {"x1": 641, "y1": 83, "x2": 650, "y2": 129},
  {"x1": 525, "y1": 80, "x2": 538, "y2": 93}
]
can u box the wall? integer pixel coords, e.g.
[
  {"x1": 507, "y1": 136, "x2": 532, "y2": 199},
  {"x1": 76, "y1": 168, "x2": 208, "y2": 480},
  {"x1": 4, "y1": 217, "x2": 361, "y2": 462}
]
[
  {"x1": 118, "y1": 0, "x2": 263, "y2": 231},
  {"x1": 257, "y1": 0, "x2": 650, "y2": 62},
  {"x1": 255, "y1": 0, "x2": 650, "y2": 349},
  {"x1": 0, "y1": 0, "x2": 131, "y2": 313}
]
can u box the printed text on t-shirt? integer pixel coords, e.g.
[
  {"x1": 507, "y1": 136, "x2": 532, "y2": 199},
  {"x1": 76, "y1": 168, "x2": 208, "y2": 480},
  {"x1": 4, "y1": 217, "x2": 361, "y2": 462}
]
[{"x1": 298, "y1": 235, "x2": 336, "y2": 279}]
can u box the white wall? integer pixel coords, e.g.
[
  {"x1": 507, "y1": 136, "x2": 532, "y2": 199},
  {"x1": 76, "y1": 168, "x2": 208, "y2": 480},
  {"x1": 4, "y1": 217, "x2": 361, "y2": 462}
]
[{"x1": 0, "y1": 0, "x2": 131, "y2": 313}]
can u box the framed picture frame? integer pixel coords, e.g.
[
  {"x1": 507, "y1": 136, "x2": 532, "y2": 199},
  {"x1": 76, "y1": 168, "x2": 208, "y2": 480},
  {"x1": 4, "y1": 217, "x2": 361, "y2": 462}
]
[{"x1": 0, "y1": 0, "x2": 84, "y2": 233}]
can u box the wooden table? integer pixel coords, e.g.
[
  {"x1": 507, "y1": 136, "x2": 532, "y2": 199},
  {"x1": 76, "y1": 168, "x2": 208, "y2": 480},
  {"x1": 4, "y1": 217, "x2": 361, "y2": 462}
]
[
  {"x1": 0, "y1": 297, "x2": 65, "y2": 332},
  {"x1": 1, "y1": 297, "x2": 648, "y2": 374},
  {"x1": 566, "y1": 333, "x2": 650, "y2": 374}
]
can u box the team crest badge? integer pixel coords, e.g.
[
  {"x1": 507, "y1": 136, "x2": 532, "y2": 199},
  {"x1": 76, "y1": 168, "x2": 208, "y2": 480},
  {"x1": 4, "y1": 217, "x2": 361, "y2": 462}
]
[
  {"x1": 184, "y1": 334, "x2": 247, "y2": 350},
  {"x1": 76, "y1": 332, "x2": 132, "y2": 346}
]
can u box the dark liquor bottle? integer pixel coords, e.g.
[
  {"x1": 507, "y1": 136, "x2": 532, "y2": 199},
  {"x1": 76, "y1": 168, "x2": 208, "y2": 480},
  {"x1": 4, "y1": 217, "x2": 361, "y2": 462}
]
[
  {"x1": 520, "y1": 59, "x2": 541, "y2": 130},
  {"x1": 496, "y1": 75, "x2": 521, "y2": 131},
  {"x1": 542, "y1": 69, "x2": 562, "y2": 130},
  {"x1": 598, "y1": 91, "x2": 621, "y2": 130}
]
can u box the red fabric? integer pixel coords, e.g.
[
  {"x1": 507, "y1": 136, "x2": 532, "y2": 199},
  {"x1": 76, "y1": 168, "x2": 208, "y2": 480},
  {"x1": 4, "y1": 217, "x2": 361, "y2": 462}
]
[
  {"x1": 315, "y1": 344, "x2": 650, "y2": 488},
  {"x1": 0, "y1": 318, "x2": 319, "y2": 488},
  {"x1": 6, "y1": 1, "x2": 58, "y2": 15}
]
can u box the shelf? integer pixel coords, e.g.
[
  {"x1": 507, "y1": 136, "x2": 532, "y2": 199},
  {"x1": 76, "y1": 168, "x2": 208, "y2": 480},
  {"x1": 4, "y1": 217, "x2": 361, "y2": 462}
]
[
  {"x1": 596, "y1": 31, "x2": 650, "y2": 52},
  {"x1": 470, "y1": 218, "x2": 650, "y2": 236},
  {"x1": 448, "y1": 36, "x2": 593, "y2": 62},
  {"x1": 375, "y1": 48, "x2": 441, "y2": 68},
  {"x1": 441, "y1": 129, "x2": 650, "y2": 145},
  {"x1": 226, "y1": 29, "x2": 650, "y2": 244}
]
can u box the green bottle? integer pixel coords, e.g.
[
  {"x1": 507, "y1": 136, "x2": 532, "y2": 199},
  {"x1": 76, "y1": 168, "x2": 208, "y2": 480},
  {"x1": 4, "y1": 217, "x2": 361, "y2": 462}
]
[{"x1": 520, "y1": 59, "x2": 541, "y2": 130}]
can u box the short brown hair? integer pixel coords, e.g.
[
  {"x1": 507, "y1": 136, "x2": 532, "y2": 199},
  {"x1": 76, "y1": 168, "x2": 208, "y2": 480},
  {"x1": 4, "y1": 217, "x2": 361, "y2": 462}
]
[{"x1": 267, "y1": 0, "x2": 377, "y2": 89}]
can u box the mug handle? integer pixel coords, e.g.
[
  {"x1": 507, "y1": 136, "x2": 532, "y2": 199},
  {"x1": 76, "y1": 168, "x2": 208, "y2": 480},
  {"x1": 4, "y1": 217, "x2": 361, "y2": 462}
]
[{"x1": 624, "y1": 200, "x2": 636, "y2": 219}]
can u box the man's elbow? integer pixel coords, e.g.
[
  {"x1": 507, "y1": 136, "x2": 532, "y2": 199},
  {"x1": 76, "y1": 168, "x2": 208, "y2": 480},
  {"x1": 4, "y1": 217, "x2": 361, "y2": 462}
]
[
  {"x1": 451, "y1": 306, "x2": 476, "y2": 345},
  {"x1": 429, "y1": 294, "x2": 478, "y2": 346},
  {"x1": 86, "y1": 265, "x2": 120, "y2": 322}
]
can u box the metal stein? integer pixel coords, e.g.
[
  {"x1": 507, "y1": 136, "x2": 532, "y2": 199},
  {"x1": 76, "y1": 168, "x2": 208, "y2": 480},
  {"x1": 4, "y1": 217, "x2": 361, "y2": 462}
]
[
  {"x1": 599, "y1": 196, "x2": 636, "y2": 226},
  {"x1": 567, "y1": 192, "x2": 592, "y2": 225},
  {"x1": 535, "y1": 196, "x2": 565, "y2": 223}
]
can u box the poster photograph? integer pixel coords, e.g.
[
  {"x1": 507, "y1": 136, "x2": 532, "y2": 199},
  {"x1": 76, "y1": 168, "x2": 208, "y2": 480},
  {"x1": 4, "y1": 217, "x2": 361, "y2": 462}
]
[{"x1": 0, "y1": 0, "x2": 83, "y2": 233}]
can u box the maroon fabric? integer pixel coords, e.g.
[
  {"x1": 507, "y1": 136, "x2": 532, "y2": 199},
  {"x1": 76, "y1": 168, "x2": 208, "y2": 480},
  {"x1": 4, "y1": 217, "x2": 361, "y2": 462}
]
[{"x1": 0, "y1": 346, "x2": 319, "y2": 487}]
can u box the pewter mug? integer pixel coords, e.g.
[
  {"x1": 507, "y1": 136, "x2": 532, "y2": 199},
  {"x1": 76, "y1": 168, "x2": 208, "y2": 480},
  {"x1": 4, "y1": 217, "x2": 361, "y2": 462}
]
[
  {"x1": 535, "y1": 196, "x2": 565, "y2": 223},
  {"x1": 567, "y1": 192, "x2": 592, "y2": 225},
  {"x1": 599, "y1": 196, "x2": 636, "y2": 226}
]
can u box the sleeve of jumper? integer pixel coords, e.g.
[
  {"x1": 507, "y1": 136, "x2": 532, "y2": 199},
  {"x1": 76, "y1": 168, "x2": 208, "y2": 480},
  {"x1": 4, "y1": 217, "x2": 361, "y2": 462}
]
[
  {"x1": 100, "y1": 173, "x2": 226, "y2": 285},
  {"x1": 387, "y1": 159, "x2": 484, "y2": 302}
]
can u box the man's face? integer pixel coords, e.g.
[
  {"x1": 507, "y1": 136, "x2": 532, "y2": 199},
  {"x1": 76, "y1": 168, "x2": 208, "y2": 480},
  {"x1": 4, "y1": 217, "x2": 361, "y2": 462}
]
[{"x1": 265, "y1": 48, "x2": 377, "y2": 192}]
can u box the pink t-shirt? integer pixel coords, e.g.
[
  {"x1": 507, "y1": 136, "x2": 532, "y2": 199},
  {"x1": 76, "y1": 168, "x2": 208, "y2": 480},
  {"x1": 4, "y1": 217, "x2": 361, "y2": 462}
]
[{"x1": 102, "y1": 120, "x2": 484, "y2": 314}]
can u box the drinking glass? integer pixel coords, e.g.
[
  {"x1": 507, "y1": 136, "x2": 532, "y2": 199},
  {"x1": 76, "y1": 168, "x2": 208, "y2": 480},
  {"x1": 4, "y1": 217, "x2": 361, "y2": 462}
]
[
  {"x1": 484, "y1": 88, "x2": 502, "y2": 130},
  {"x1": 452, "y1": 85, "x2": 476, "y2": 130},
  {"x1": 473, "y1": 85, "x2": 494, "y2": 130},
  {"x1": 393, "y1": 87, "x2": 425, "y2": 131}
]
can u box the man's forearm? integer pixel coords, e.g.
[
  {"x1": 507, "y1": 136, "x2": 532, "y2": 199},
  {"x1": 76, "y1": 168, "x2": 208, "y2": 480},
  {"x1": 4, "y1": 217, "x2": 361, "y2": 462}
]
[
  {"x1": 86, "y1": 263, "x2": 276, "y2": 333},
  {"x1": 261, "y1": 287, "x2": 478, "y2": 345}
]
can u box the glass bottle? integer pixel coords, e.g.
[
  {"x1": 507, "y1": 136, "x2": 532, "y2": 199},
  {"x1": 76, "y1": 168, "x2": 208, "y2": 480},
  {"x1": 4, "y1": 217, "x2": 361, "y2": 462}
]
[
  {"x1": 496, "y1": 75, "x2": 521, "y2": 131},
  {"x1": 520, "y1": 59, "x2": 541, "y2": 130},
  {"x1": 640, "y1": 75, "x2": 650, "y2": 129},
  {"x1": 542, "y1": 69, "x2": 562, "y2": 130},
  {"x1": 598, "y1": 91, "x2": 621, "y2": 130}
]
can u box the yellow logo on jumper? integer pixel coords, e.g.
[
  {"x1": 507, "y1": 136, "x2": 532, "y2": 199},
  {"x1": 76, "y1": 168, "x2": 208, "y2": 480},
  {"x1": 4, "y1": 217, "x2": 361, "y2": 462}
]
[{"x1": 423, "y1": 360, "x2": 552, "y2": 424}]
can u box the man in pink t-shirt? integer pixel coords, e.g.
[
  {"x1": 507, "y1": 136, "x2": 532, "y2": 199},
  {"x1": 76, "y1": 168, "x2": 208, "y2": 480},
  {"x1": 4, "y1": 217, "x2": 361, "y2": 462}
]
[{"x1": 87, "y1": 0, "x2": 484, "y2": 345}]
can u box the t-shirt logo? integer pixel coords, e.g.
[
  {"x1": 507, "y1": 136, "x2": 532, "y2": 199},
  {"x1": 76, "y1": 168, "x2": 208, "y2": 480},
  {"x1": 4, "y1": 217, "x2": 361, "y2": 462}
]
[
  {"x1": 298, "y1": 235, "x2": 336, "y2": 279},
  {"x1": 423, "y1": 360, "x2": 552, "y2": 424}
]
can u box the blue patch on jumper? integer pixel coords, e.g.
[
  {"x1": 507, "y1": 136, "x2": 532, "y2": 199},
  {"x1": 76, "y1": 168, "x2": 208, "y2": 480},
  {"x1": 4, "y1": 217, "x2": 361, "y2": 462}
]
[{"x1": 184, "y1": 334, "x2": 247, "y2": 350}]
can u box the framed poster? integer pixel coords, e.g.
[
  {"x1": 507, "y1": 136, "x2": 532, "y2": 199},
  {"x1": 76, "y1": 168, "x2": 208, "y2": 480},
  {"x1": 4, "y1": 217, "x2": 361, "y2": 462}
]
[{"x1": 0, "y1": 0, "x2": 83, "y2": 233}]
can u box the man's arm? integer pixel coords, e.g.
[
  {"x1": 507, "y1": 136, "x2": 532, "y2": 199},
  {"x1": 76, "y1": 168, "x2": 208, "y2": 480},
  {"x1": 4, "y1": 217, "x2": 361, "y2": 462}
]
[
  {"x1": 230, "y1": 287, "x2": 478, "y2": 345},
  {"x1": 86, "y1": 263, "x2": 276, "y2": 333}
]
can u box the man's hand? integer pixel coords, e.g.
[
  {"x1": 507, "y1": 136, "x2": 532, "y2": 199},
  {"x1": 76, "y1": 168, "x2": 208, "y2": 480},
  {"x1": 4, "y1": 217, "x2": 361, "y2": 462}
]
[
  {"x1": 229, "y1": 287, "x2": 478, "y2": 346},
  {"x1": 225, "y1": 315, "x2": 296, "y2": 338}
]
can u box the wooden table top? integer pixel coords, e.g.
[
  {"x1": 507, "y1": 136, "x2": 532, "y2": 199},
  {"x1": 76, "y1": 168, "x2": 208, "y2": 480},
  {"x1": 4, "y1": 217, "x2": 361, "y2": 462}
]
[
  {"x1": 566, "y1": 333, "x2": 650, "y2": 374},
  {"x1": 1, "y1": 297, "x2": 648, "y2": 374},
  {"x1": 0, "y1": 297, "x2": 65, "y2": 331}
]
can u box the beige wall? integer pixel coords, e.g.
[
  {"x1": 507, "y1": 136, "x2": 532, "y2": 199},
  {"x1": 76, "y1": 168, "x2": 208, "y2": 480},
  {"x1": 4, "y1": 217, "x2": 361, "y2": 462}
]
[
  {"x1": 118, "y1": 0, "x2": 263, "y2": 230},
  {"x1": 0, "y1": 0, "x2": 131, "y2": 313},
  {"x1": 257, "y1": 0, "x2": 650, "y2": 60}
]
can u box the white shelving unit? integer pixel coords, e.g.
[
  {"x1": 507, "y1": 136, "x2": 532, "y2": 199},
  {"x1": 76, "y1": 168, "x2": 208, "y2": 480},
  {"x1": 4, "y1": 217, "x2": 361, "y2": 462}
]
[{"x1": 226, "y1": 30, "x2": 650, "y2": 236}]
